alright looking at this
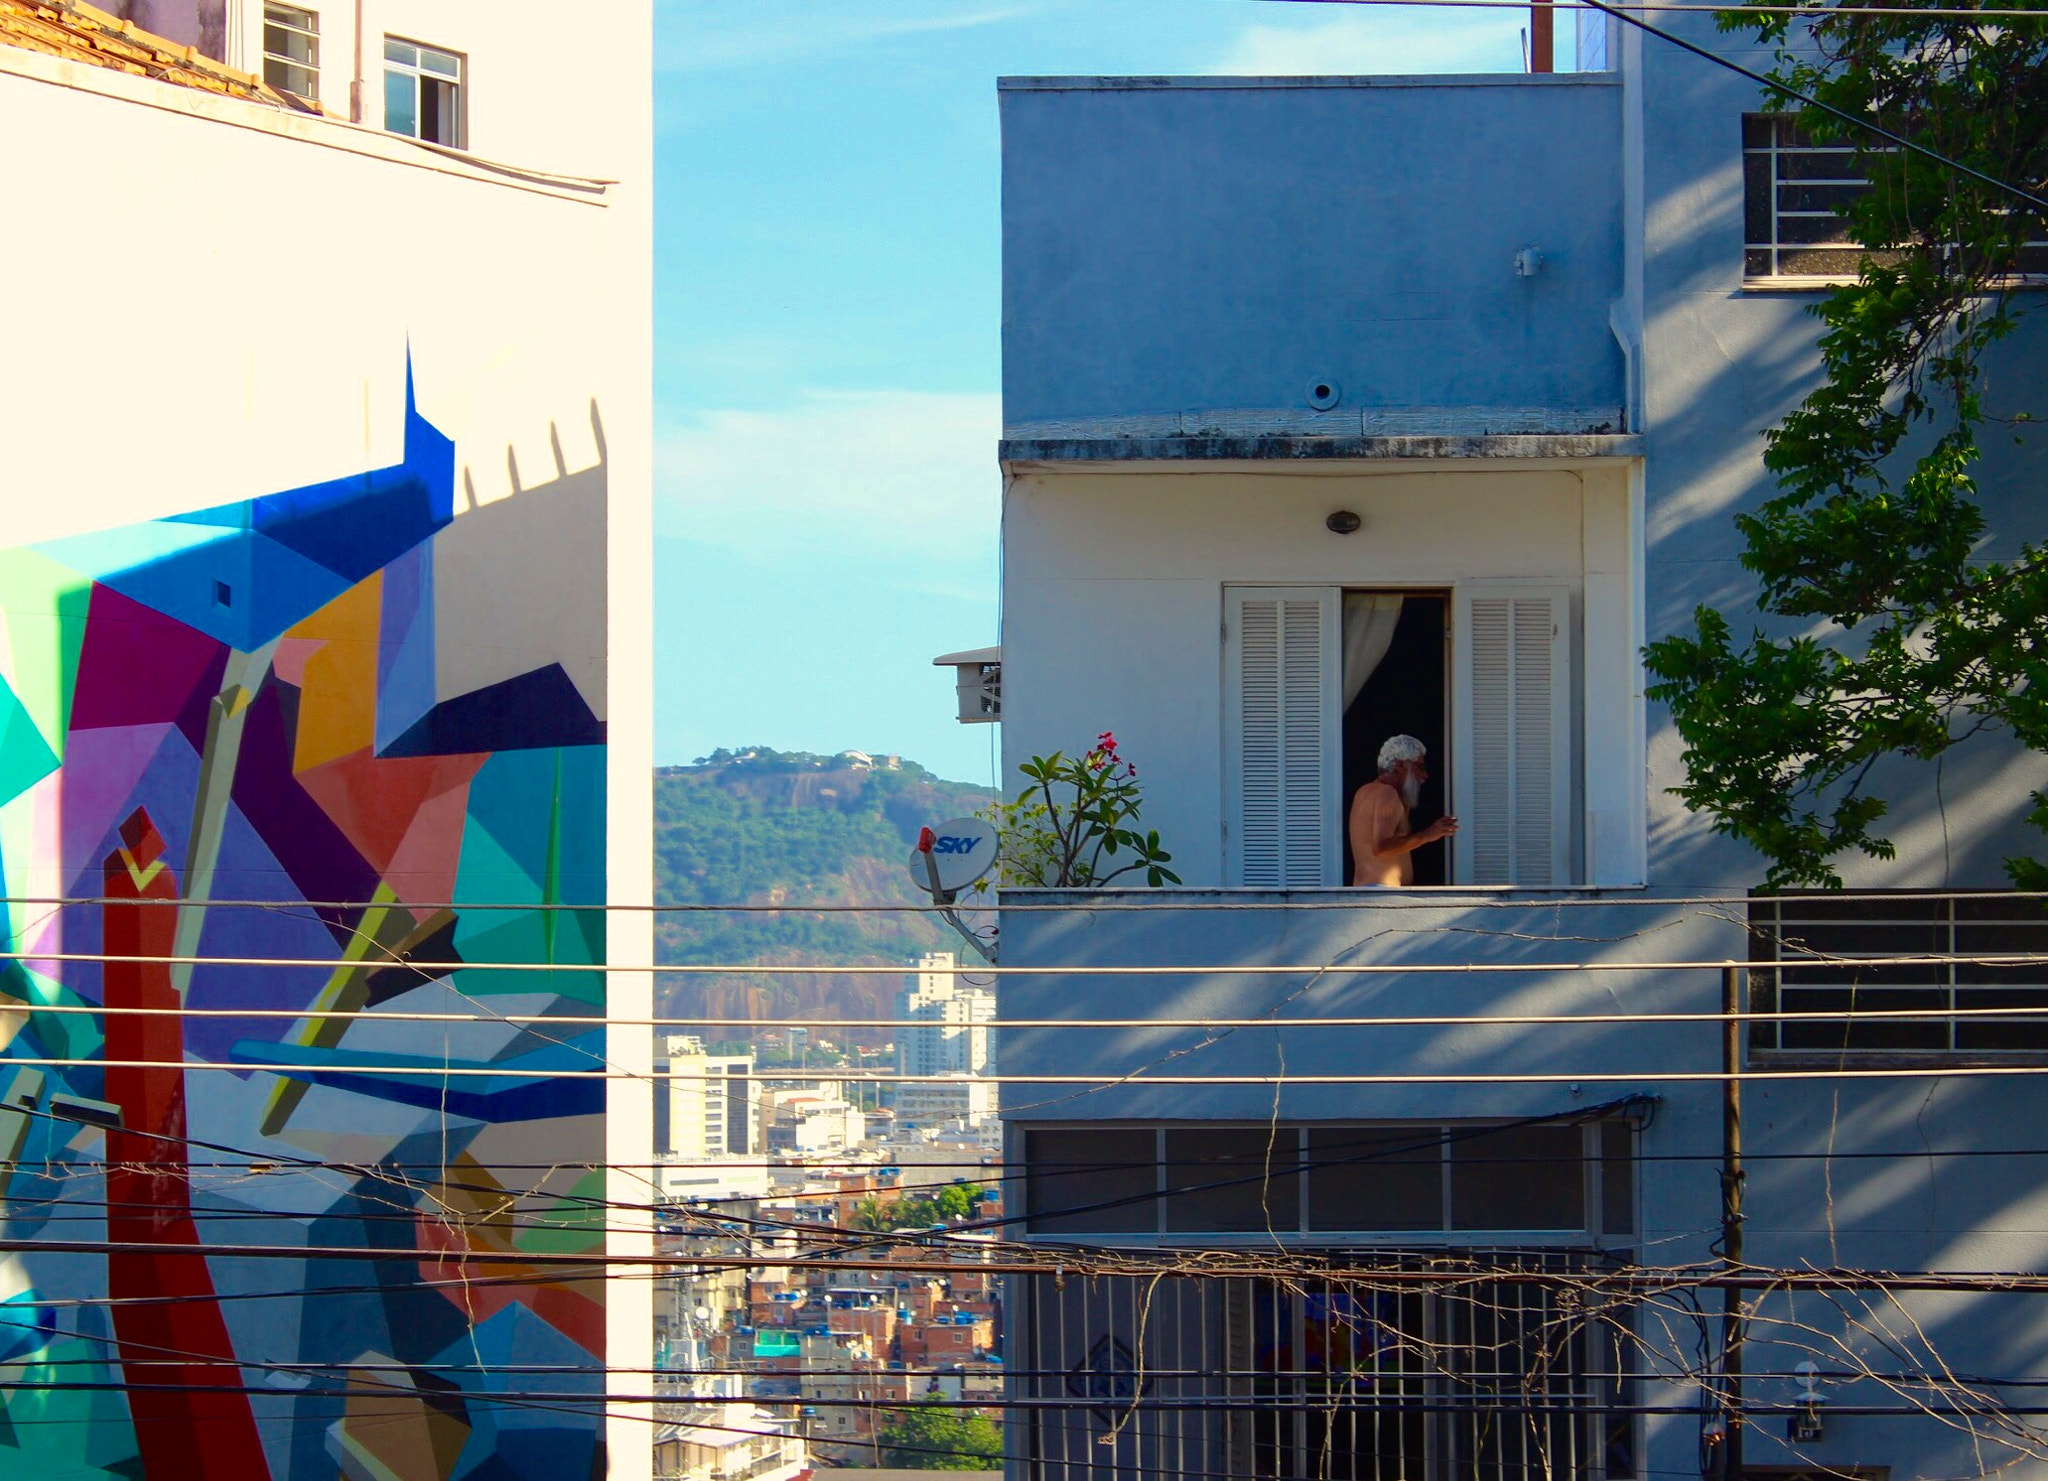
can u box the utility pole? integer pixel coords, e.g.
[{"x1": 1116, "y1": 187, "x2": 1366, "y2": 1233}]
[{"x1": 1719, "y1": 963, "x2": 1746, "y2": 1479}]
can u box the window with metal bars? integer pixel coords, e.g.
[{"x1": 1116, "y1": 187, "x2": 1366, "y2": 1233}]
[
  {"x1": 261, "y1": 3, "x2": 318, "y2": 100},
  {"x1": 1748, "y1": 891, "x2": 2048, "y2": 1057},
  {"x1": 1742, "y1": 114, "x2": 2048, "y2": 283},
  {"x1": 1017, "y1": 1252, "x2": 1637, "y2": 1481},
  {"x1": 1021, "y1": 1120, "x2": 1636, "y2": 1241}
]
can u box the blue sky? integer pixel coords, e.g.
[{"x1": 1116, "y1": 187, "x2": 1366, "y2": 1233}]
[{"x1": 652, "y1": 0, "x2": 1522, "y2": 784}]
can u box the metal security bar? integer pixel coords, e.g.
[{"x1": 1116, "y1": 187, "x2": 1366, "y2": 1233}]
[
  {"x1": 1016, "y1": 1252, "x2": 1632, "y2": 1481},
  {"x1": 1742, "y1": 114, "x2": 2048, "y2": 282},
  {"x1": 261, "y1": 3, "x2": 318, "y2": 99},
  {"x1": 1751, "y1": 892, "x2": 2048, "y2": 1056}
]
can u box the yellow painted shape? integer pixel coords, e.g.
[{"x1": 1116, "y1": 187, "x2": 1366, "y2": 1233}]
[{"x1": 290, "y1": 572, "x2": 382, "y2": 775}]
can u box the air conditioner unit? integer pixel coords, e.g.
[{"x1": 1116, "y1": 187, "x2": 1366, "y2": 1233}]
[{"x1": 932, "y1": 646, "x2": 1000, "y2": 724}]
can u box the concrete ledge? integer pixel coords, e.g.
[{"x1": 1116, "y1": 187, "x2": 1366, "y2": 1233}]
[{"x1": 1000, "y1": 434, "x2": 1646, "y2": 463}]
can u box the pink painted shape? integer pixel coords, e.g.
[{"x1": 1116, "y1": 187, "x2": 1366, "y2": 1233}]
[
  {"x1": 271, "y1": 636, "x2": 326, "y2": 686},
  {"x1": 294, "y1": 747, "x2": 484, "y2": 914},
  {"x1": 384, "y1": 776, "x2": 479, "y2": 921}
]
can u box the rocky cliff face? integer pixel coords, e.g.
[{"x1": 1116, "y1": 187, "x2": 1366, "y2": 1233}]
[{"x1": 654, "y1": 750, "x2": 995, "y2": 1048}]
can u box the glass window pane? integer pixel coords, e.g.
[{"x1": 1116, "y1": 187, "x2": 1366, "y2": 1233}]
[
  {"x1": 1450, "y1": 1124, "x2": 1585, "y2": 1231},
  {"x1": 422, "y1": 77, "x2": 457, "y2": 146},
  {"x1": 383, "y1": 70, "x2": 417, "y2": 138},
  {"x1": 420, "y1": 46, "x2": 460, "y2": 77},
  {"x1": 1162, "y1": 1128, "x2": 1301, "y2": 1233},
  {"x1": 1742, "y1": 154, "x2": 1773, "y2": 243},
  {"x1": 1306, "y1": 1126, "x2": 1441, "y2": 1231},
  {"x1": 385, "y1": 38, "x2": 415, "y2": 65},
  {"x1": 1026, "y1": 1129, "x2": 1156, "y2": 1235}
]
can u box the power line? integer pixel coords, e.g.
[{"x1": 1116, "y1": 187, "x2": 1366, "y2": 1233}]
[
  {"x1": 20, "y1": 1056, "x2": 2048, "y2": 1084},
  {"x1": 1269, "y1": 0, "x2": 2048, "y2": 20},
  {"x1": 5, "y1": 886, "x2": 2048, "y2": 910},
  {"x1": 23, "y1": 1000, "x2": 2048, "y2": 1033}
]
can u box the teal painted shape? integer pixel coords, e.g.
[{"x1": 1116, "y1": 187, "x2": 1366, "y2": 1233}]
[
  {"x1": 549, "y1": 746, "x2": 606, "y2": 905},
  {"x1": 0, "y1": 1338, "x2": 139, "y2": 1478},
  {"x1": 0, "y1": 717, "x2": 58, "y2": 810},
  {"x1": 449, "y1": 913, "x2": 603, "y2": 1005},
  {"x1": 0, "y1": 673, "x2": 59, "y2": 811},
  {"x1": 452, "y1": 815, "x2": 541, "y2": 913},
  {"x1": 33, "y1": 518, "x2": 229, "y2": 583},
  {"x1": 461, "y1": 749, "x2": 561, "y2": 886},
  {"x1": 2, "y1": 963, "x2": 103, "y2": 1065}
]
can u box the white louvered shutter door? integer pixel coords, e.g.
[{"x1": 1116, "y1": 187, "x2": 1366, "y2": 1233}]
[
  {"x1": 1453, "y1": 585, "x2": 1572, "y2": 886},
  {"x1": 1226, "y1": 588, "x2": 1341, "y2": 887}
]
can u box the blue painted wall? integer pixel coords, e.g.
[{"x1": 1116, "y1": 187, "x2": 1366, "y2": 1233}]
[{"x1": 1000, "y1": 75, "x2": 1627, "y2": 428}]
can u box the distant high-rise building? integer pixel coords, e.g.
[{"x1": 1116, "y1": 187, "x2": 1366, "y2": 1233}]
[
  {"x1": 895, "y1": 952, "x2": 996, "y2": 1081},
  {"x1": 659, "y1": 1035, "x2": 758, "y2": 1159}
]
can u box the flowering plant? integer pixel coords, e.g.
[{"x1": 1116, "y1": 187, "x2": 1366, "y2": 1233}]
[{"x1": 983, "y1": 732, "x2": 1179, "y2": 888}]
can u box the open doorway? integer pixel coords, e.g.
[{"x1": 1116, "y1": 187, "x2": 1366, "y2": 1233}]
[{"x1": 1341, "y1": 592, "x2": 1449, "y2": 886}]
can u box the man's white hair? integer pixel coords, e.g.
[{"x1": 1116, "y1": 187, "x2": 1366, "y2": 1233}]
[{"x1": 1377, "y1": 734, "x2": 1426, "y2": 772}]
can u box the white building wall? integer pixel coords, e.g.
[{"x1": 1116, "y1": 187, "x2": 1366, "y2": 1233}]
[
  {"x1": 221, "y1": 0, "x2": 630, "y2": 177},
  {"x1": 1000, "y1": 461, "x2": 1639, "y2": 887},
  {"x1": 0, "y1": 16, "x2": 654, "y2": 1478}
]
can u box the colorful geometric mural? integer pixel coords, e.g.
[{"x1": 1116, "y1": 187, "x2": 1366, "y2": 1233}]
[{"x1": 0, "y1": 368, "x2": 607, "y2": 1480}]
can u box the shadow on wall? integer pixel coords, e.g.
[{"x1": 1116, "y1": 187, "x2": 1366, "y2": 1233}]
[{"x1": 109, "y1": 0, "x2": 226, "y2": 57}]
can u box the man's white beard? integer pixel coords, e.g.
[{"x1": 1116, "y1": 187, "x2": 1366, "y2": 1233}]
[{"x1": 1399, "y1": 774, "x2": 1422, "y2": 811}]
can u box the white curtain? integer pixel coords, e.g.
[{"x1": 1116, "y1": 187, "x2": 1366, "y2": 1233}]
[{"x1": 1341, "y1": 593, "x2": 1405, "y2": 712}]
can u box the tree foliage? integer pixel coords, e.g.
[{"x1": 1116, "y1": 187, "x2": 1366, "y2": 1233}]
[
  {"x1": 652, "y1": 750, "x2": 993, "y2": 968},
  {"x1": 875, "y1": 1404, "x2": 1003, "y2": 1470},
  {"x1": 1644, "y1": 3, "x2": 2048, "y2": 887},
  {"x1": 846, "y1": 1182, "x2": 983, "y2": 1232}
]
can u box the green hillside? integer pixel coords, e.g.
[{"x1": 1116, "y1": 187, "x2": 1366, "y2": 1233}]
[{"x1": 653, "y1": 747, "x2": 997, "y2": 1046}]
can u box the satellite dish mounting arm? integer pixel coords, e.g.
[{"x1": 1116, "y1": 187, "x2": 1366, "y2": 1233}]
[{"x1": 915, "y1": 826, "x2": 997, "y2": 964}]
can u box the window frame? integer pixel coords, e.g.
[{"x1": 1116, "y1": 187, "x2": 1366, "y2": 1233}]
[
  {"x1": 1742, "y1": 113, "x2": 2047, "y2": 289},
  {"x1": 382, "y1": 35, "x2": 466, "y2": 149},
  {"x1": 261, "y1": 3, "x2": 319, "y2": 102},
  {"x1": 1748, "y1": 889, "x2": 2048, "y2": 1065},
  {"x1": 1019, "y1": 1120, "x2": 1638, "y2": 1246},
  {"x1": 1223, "y1": 581, "x2": 1581, "y2": 890}
]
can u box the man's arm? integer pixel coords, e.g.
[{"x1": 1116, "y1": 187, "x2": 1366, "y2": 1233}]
[
  {"x1": 1349, "y1": 785, "x2": 1457, "y2": 863},
  {"x1": 1383, "y1": 813, "x2": 1458, "y2": 855}
]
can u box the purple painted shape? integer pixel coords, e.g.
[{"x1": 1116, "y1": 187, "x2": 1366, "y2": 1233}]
[
  {"x1": 228, "y1": 680, "x2": 380, "y2": 944},
  {"x1": 58, "y1": 724, "x2": 200, "y2": 890},
  {"x1": 69, "y1": 584, "x2": 229, "y2": 744},
  {"x1": 38, "y1": 723, "x2": 204, "y2": 1007},
  {"x1": 375, "y1": 543, "x2": 436, "y2": 756},
  {"x1": 182, "y1": 806, "x2": 336, "y2": 1065}
]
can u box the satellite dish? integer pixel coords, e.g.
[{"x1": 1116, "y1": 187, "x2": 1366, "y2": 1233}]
[{"x1": 907, "y1": 817, "x2": 998, "y2": 899}]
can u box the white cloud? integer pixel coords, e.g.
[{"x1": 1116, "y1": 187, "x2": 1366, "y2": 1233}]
[
  {"x1": 1210, "y1": 12, "x2": 1523, "y2": 76},
  {"x1": 657, "y1": 390, "x2": 1002, "y2": 589},
  {"x1": 656, "y1": 2, "x2": 1034, "y2": 73}
]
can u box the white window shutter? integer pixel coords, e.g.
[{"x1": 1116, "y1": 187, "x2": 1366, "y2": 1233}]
[
  {"x1": 1225, "y1": 587, "x2": 1341, "y2": 887},
  {"x1": 1453, "y1": 585, "x2": 1573, "y2": 886}
]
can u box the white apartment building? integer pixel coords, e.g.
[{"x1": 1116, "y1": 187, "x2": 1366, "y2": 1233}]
[
  {"x1": 660, "y1": 1034, "x2": 759, "y2": 1159},
  {"x1": 895, "y1": 950, "x2": 996, "y2": 1079},
  {"x1": 0, "y1": 6, "x2": 653, "y2": 1481},
  {"x1": 988, "y1": 26, "x2": 2048, "y2": 1481},
  {"x1": 762, "y1": 1085, "x2": 866, "y2": 1157},
  {"x1": 893, "y1": 1073, "x2": 998, "y2": 1130}
]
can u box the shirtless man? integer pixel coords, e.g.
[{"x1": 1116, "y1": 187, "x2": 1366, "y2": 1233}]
[{"x1": 1349, "y1": 734, "x2": 1458, "y2": 887}]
